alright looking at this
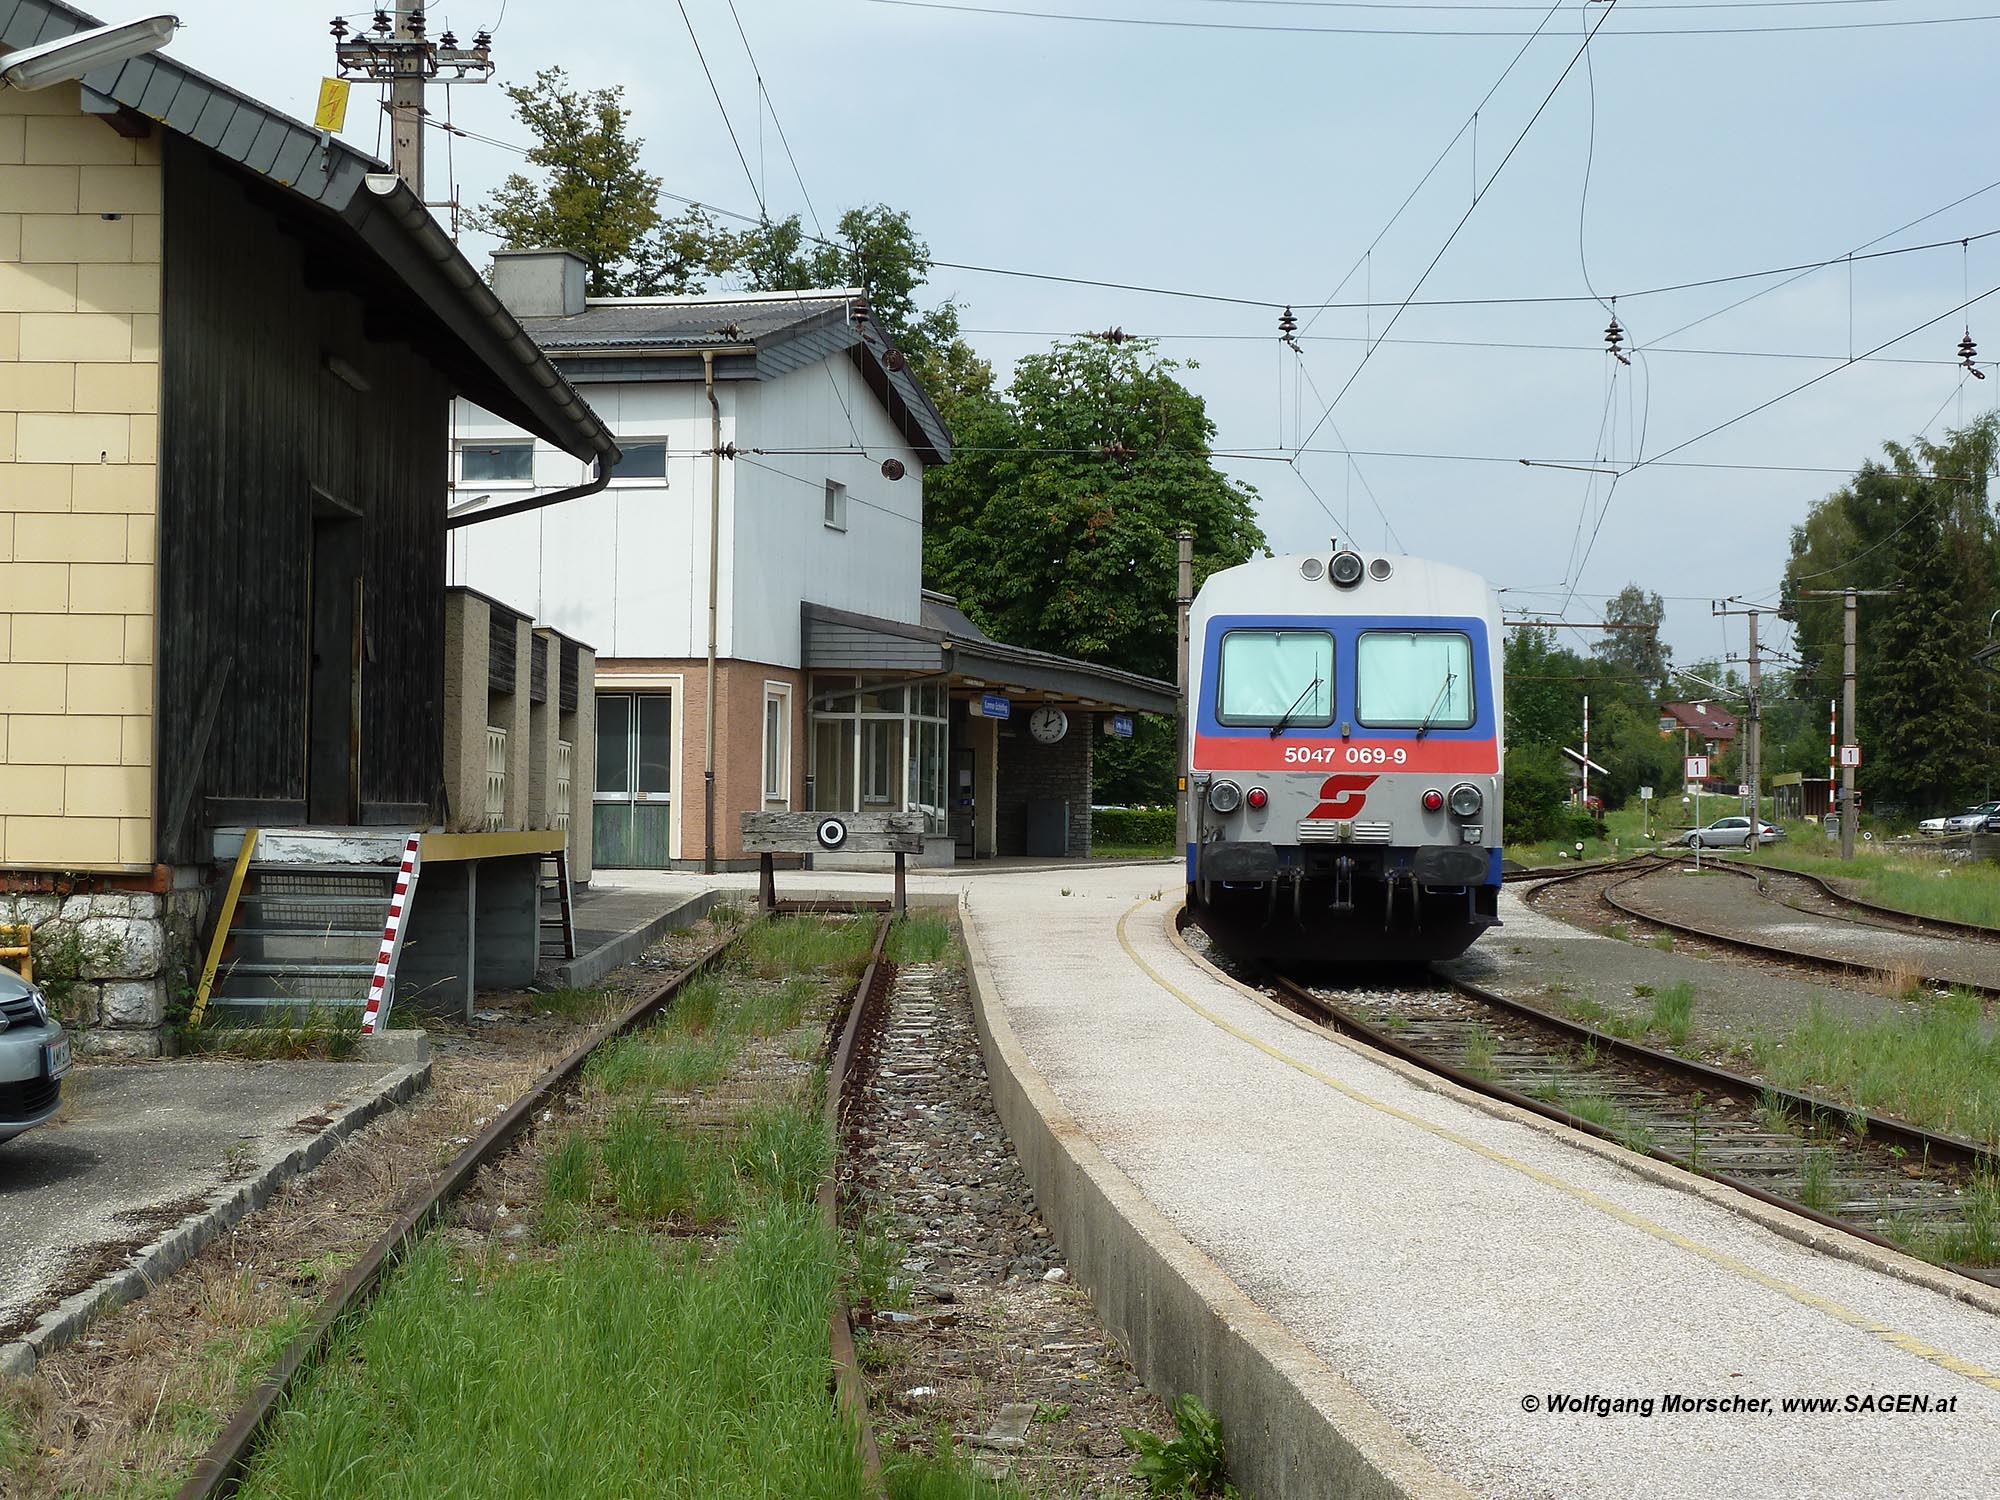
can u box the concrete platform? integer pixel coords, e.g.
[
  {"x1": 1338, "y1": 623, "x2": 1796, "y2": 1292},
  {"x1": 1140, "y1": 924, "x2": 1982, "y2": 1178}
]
[
  {"x1": 956, "y1": 862, "x2": 2000, "y2": 1500},
  {"x1": 0, "y1": 1052, "x2": 428, "y2": 1373}
]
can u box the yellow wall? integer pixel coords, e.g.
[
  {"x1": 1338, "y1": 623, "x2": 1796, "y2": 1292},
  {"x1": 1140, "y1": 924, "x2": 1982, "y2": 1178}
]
[{"x1": 0, "y1": 82, "x2": 161, "y2": 871}]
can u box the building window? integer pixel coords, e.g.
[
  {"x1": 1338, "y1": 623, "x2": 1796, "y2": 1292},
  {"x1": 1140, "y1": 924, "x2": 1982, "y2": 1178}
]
[
  {"x1": 824, "y1": 479, "x2": 848, "y2": 531},
  {"x1": 460, "y1": 440, "x2": 534, "y2": 484},
  {"x1": 611, "y1": 440, "x2": 668, "y2": 482},
  {"x1": 763, "y1": 685, "x2": 791, "y2": 804},
  {"x1": 808, "y1": 674, "x2": 947, "y2": 831}
]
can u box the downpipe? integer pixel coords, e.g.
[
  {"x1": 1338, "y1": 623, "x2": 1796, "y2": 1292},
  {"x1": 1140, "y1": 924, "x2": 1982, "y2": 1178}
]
[{"x1": 703, "y1": 350, "x2": 721, "y2": 874}]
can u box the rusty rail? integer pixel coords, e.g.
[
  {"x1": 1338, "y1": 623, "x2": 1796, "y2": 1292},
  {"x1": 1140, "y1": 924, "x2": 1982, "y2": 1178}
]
[{"x1": 823, "y1": 915, "x2": 895, "y2": 1497}]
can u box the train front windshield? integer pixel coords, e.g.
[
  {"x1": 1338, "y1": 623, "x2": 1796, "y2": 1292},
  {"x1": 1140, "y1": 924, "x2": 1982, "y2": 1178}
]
[
  {"x1": 1216, "y1": 629, "x2": 1334, "y2": 727},
  {"x1": 1355, "y1": 630, "x2": 1474, "y2": 728}
]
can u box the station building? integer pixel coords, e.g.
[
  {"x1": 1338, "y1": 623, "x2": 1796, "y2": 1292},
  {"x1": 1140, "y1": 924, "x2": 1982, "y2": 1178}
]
[
  {"x1": 0, "y1": 2, "x2": 614, "y2": 1050},
  {"x1": 447, "y1": 251, "x2": 1176, "y2": 869}
]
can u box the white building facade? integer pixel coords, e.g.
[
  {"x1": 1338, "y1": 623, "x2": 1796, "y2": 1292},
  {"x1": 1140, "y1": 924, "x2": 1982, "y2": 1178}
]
[{"x1": 449, "y1": 251, "x2": 1175, "y2": 870}]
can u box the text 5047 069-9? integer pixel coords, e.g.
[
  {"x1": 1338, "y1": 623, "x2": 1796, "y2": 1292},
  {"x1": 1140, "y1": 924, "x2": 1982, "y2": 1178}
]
[{"x1": 1282, "y1": 745, "x2": 1409, "y2": 766}]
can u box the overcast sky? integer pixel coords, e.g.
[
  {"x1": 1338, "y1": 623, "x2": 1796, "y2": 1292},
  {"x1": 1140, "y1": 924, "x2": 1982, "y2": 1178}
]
[{"x1": 155, "y1": 0, "x2": 2000, "y2": 671}]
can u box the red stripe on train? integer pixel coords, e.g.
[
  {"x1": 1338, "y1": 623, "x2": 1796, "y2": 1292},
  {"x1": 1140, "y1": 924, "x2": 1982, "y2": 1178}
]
[{"x1": 1193, "y1": 736, "x2": 1499, "y2": 774}]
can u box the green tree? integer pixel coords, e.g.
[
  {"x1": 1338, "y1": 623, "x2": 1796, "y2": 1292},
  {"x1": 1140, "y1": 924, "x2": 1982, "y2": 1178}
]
[
  {"x1": 923, "y1": 337, "x2": 1265, "y2": 801},
  {"x1": 1591, "y1": 584, "x2": 1669, "y2": 696},
  {"x1": 467, "y1": 68, "x2": 725, "y2": 296},
  {"x1": 927, "y1": 337, "x2": 1264, "y2": 681},
  {"x1": 1780, "y1": 417, "x2": 1999, "y2": 814}
]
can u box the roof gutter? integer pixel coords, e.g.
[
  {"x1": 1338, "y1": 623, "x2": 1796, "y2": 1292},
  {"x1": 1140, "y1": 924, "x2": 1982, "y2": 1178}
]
[
  {"x1": 446, "y1": 454, "x2": 611, "y2": 530},
  {"x1": 358, "y1": 173, "x2": 619, "y2": 467}
]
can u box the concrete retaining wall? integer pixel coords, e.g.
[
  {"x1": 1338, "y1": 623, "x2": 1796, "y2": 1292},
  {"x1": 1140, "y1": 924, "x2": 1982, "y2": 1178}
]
[{"x1": 957, "y1": 899, "x2": 1467, "y2": 1500}]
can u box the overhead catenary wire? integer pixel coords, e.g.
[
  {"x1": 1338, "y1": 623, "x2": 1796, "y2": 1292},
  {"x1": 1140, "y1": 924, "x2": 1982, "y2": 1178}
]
[
  {"x1": 432, "y1": 115, "x2": 2000, "y2": 319},
  {"x1": 867, "y1": 0, "x2": 2000, "y2": 38},
  {"x1": 722, "y1": 0, "x2": 824, "y2": 241},
  {"x1": 1298, "y1": 0, "x2": 1567, "y2": 335},
  {"x1": 674, "y1": 0, "x2": 764, "y2": 217},
  {"x1": 1565, "y1": 276, "x2": 2000, "y2": 591},
  {"x1": 1296, "y1": 0, "x2": 1627, "y2": 452}
]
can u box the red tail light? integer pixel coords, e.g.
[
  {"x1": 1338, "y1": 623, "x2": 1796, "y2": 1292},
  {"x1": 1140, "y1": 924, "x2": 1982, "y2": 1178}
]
[
  {"x1": 1422, "y1": 789, "x2": 1444, "y2": 812},
  {"x1": 1246, "y1": 787, "x2": 1268, "y2": 810}
]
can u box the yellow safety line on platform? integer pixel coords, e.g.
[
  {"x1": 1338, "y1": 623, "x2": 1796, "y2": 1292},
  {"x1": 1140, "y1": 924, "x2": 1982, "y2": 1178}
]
[{"x1": 1114, "y1": 897, "x2": 2000, "y2": 1397}]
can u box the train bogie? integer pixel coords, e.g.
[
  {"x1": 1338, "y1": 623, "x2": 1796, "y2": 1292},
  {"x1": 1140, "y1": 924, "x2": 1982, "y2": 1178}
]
[{"x1": 1184, "y1": 549, "x2": 1504, "y2": 963}]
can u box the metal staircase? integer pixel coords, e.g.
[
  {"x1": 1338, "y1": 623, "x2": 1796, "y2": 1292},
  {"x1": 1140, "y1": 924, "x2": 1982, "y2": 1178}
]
[
  {"x1": 193, "y1": 829, "x2": 424, "y2": 1026},
  {"x1": 205, "y1": 862, "x2": 403, "y2": 1019},
  {"x1": 538, "y1": 848, "x2": 576, "y2": 964}
]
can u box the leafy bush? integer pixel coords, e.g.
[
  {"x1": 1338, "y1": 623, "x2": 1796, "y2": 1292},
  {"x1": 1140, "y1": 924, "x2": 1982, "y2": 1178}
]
[
  {"x1": 1503, "y1": 743, "x2": 1573, "y2": 844},
  {"x1": 1093, "y1": 805, "x2": 1175, "y2": 847}
]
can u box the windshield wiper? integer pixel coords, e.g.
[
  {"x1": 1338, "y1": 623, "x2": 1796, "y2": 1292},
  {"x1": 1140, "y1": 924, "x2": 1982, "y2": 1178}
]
[
  {"x1": 1268, "y1": 675, "x2": 1323, "y2": 738},
  {"x1": 1413, "y1": 672, "x2": 1456, "y2": 740}
]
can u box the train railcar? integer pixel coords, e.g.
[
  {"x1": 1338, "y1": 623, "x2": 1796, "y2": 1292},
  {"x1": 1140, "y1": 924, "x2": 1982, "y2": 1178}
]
[{"x1": 1184, "y1": 547, "x2": 1504, "y2": 962}]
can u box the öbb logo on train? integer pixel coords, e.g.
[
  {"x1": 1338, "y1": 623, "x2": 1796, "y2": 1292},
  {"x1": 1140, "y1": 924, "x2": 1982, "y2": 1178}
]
[{"x1": 1308, "y1": 773, "x2": 1378, "y2": 820}]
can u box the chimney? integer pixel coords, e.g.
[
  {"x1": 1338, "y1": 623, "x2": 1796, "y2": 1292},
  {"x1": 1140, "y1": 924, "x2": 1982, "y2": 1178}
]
[{"x1": 490, "y1": 248, "x2": 589, "y2": 318}]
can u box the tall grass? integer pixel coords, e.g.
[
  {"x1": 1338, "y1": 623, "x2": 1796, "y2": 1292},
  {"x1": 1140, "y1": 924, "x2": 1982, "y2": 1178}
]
[
  {"x1": 738, "y1": 916, "x2": 878, "y2": 981},
  {"x1": 239, "y1": 915, "x2": 873, "y2": 1498},
  {"x1": 1761, "y1": 845, "x2": 2000, "y2": 928},
  {"x1": 1646, "y1": 982, "x2": 1695, "y2": 1048},
  {"x1": 1752, "y1": 992, "x2": 2000, "y2": 1146},
  {"x1": 240, "y1": 1221, "x2": 864, "y2": 1500},
  {"x1": 887, "y1": 914, "x2": 956, "y2": 966}
]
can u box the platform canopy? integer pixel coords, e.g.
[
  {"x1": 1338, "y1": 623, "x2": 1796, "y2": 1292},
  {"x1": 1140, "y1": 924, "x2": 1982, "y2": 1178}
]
[{"x1": 801, "y1": 595, "x2": 1177, "y2": 716}]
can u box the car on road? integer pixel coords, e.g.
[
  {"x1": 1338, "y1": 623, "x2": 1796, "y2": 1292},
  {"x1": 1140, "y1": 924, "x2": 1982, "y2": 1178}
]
[
  {"x1": 1677, "y1": 816, "x2": 1784, "y2": 849},
  {"x1": 1, "y1": 967, "x2": 70, "y2": 1144}
]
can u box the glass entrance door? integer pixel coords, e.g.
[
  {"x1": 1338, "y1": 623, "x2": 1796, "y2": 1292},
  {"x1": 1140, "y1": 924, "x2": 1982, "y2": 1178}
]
[{"x1": 595, "y1": 691, "x2": 674, "y2": 866}]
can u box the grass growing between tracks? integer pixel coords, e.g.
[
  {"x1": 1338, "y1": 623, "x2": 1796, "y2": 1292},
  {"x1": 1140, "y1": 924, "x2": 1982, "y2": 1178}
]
[
  {"x1": 1758, "y1": 845, "x2": 2000, "y2": 930},
  {"x1": 1749, "y1": 992, "x2": 2000, "y2": 1149},
  {"x1": 235, "y1": 916, "x2": 886, "y2": 1500}
]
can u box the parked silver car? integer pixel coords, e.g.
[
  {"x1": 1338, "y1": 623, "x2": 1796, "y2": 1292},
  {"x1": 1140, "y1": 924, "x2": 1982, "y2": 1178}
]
[
  {"x1": 1945, "y1": 801, "x2": 2000, "y2": 834},
  {"x1": 1677, "y1": 816, "x2": 1784, "y2": 849},
  {"x1": 1, "y1": 968, "x2": 70, "y2": 1144}
]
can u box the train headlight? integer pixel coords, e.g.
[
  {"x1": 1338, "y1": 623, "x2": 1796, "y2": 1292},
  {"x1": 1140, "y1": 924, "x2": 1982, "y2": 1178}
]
[
  {"x1": 1246, "y1": 786, "x2": 1267, "y2": 810},
  {"x1": 1421, "y1": 789, "x2": 1444, "y2": 813},
  {"x1": 1208, "y1": 779, "x2": 1243, "y2": 814},
  {"x1": 1328, "y1": 550, "x2": 1365, "y2": 588},
  {"x1": 1448, "y1": 783, "x2": 1483, "y2": 818}
]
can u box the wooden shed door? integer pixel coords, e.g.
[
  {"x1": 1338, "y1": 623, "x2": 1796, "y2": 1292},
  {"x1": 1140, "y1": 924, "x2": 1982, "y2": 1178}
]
[{"x1": 307, "y1": 512, "x2": 363, "y2": 825}]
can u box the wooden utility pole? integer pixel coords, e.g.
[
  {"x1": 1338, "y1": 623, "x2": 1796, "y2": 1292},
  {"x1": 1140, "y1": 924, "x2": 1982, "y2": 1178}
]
[
  {"x1": 1175, "y1": 530, "x2": 1194, "y2": 855},
  {"x1": 1713, "y1": 600, "x2": 1762, "y2": 859},
  {"x1": 1800, "y1": 586, "x2": 1898, "y2": 860}
]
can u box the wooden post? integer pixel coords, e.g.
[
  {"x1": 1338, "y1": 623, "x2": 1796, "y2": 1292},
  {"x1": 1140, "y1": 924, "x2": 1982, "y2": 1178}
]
[
  {"x1": 759, "y1": 852, "x2": 776, "y2": 912},
  {"x1": 893, "y1": 852, "x2": 907, "y2": 917}
]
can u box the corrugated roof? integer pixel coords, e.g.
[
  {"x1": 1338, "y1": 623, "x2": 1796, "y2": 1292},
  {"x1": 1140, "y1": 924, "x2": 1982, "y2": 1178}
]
[{"x1": 0, "y1": 0, "x2": 615, "y2": 464}]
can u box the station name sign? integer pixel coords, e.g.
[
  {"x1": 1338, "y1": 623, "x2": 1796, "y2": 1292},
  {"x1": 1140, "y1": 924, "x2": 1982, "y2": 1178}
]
[
  {"x1": 970, "y1": 693, "x2": 1012, "y2": 720},
  {"x1": 1103, "y1": 714, "x2": 1134, "y2": 738}
]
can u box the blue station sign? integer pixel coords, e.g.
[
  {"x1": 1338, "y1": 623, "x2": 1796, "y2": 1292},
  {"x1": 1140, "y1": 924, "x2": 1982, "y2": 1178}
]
[
  {"x1": 976, "y1": 693, "x2": 1012, "y2": 720},
  {"x1": 1105, "y1": 714, "x2": 1135, "y2": 738}
]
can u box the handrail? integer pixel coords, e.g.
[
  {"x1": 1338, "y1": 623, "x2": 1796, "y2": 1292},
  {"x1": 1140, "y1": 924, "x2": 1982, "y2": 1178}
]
[{"x1": 188, "y1": 830, "x2": 258, "y2": 1027}]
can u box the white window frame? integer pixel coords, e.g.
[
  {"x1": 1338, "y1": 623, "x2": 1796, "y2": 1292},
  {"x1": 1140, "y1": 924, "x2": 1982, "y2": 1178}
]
[
  {"x1": 762, "y1": 682, "x2": 792, "y2": 807},
  {"x1": 824, "y1": 477, "x2": 848, "y2": 531},
  {"x1": 457, "y1": 438, "x2": 537, "y2": 489},
  {"x1": 607, "y1": 437, "x2": 670, "y2": 488}
]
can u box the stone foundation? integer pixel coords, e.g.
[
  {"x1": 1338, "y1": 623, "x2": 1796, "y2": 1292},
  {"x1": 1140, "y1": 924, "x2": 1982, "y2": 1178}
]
[{"x1": 1, "y1": 888, "x2": 205, "y2": 1058}]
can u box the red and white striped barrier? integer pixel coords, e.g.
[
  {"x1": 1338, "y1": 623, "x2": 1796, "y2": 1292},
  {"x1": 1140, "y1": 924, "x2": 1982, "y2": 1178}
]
[{"x1": 360, "y1": 833, "x2": 422, "y2": 1035}]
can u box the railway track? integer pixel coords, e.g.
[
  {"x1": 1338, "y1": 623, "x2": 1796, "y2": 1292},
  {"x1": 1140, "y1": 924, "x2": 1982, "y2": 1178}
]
[
  {"x1": 1528, "y1": 854, "x2": 2000, "y2": 1000},
  {"x1": 177, "y1": 906, "x2": 896, "y2": 1500},
  {"x1": 1181, "y1": 909, "x2": 2000, "y2": 1285}
]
